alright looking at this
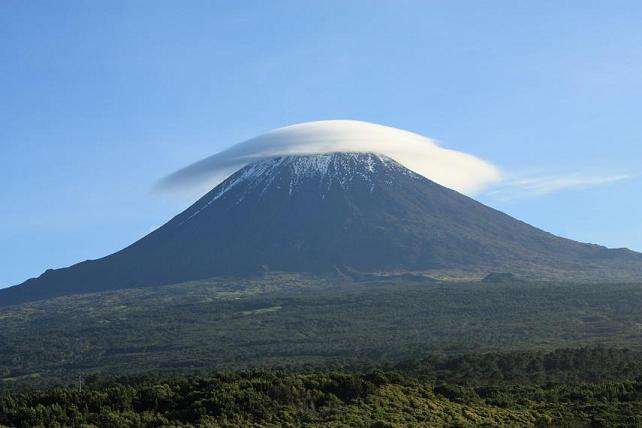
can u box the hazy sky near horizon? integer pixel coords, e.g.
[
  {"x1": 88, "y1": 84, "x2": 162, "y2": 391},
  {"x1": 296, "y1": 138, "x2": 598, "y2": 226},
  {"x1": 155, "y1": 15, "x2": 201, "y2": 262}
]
[{"x1": 1, "y1": 1, "x2": 642, "y2": 288}]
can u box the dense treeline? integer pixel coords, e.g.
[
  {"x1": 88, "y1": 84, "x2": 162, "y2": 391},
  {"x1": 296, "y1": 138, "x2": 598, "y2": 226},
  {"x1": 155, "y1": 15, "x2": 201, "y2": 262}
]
[
  {"x1": 397, "y1": 347, "x2": 642, "y2": 385},
  {"x1": 2, "y1": 348, "x2": 641, "y2": 427}
]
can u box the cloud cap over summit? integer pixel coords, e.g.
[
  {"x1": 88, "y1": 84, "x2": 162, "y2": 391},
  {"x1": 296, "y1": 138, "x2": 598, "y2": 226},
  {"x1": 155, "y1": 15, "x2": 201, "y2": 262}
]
[{"x1": 157, "y1": 120, "x2": 501, "y2": 196}]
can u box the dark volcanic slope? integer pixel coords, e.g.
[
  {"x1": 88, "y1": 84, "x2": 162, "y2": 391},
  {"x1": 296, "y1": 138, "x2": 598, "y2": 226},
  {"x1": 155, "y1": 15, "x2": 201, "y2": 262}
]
[{"x1": 2, "y1": 153, "x2": 642, "y2": 305}]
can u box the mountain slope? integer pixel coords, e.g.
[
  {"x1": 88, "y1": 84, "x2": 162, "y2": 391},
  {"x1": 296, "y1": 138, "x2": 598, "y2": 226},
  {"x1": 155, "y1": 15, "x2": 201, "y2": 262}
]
[{"x1": 2, "y1": 152, "x2": 642, "y2": 306}]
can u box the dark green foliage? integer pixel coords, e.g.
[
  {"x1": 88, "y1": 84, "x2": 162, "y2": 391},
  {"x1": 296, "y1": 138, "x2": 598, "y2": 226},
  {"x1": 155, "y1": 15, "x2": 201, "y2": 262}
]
[
  {"x1": 2, "y1": 275, "x2": 642, "y2": 387},
  {"x1": 1, "y1": 275, "x2": 642, "y2": 424},
  {"x1": 481, "y1": 272, "x2": 519, "y2": 283},
  {"x1": 398, "y1": 347, "x2": 642, "y2": 385},
  {"x1": 1, "y1": 348, "x2": 641, "y2": 427}
]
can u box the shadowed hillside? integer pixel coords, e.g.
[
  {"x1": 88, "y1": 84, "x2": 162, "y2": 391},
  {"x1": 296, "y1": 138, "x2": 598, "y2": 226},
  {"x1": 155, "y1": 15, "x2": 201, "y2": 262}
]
[
  {"x1": 2, "y1": 274, "x2": 642, "y2": 387},
  {"x1": 3, "y1": 153, "x2": 642, "y2": 306}
]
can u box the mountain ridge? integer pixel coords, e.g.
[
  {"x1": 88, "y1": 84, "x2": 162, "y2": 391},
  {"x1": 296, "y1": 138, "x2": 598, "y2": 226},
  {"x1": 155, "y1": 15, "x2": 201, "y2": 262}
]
[{"x1": 2, "y1": 152, "x2": 642, "y2": 307}]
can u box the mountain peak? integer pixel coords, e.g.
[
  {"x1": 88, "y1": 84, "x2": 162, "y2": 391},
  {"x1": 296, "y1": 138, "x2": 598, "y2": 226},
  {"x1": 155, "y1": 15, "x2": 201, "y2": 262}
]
[
  {"x1": 195, "y1": 152, "x2": 410, "y2": 209},
  {"x1": 158, "y1": 121, "x2": 502, "y2": 196},
  {"x1": 3, "y1": 150, "x2": 642, "y2": 306},
  {"x1": 241, "y1": 152, "x2": 403, "y2": 181}
]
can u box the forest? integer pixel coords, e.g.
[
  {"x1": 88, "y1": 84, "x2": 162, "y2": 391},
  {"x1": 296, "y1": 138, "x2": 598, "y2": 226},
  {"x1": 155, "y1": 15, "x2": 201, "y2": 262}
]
[
  {"x1": 1, "y1": 347, "x2": 641, "y2": 426},
  {"x1": 2, "y1": 274, "x2": 642, "y2": 388},
  {"x1": 2, "y1": 276, "x2": 642, "y2": 425}
]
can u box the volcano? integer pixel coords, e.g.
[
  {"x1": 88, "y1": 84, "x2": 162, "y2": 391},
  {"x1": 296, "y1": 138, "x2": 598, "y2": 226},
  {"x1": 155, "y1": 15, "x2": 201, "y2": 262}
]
[{"x1": 2, "y1": 152, "x2": 642, "y2": 306}]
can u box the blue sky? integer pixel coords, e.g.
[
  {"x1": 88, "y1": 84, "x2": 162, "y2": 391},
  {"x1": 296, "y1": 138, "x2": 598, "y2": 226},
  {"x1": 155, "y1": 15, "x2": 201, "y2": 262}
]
[{"x1": 1, "y1": 1, "x2": 641, "y2": 287}]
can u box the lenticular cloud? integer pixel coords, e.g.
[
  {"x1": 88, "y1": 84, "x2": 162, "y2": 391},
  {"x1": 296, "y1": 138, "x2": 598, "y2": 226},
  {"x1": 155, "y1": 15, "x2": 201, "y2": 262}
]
[{"x1": 157, "y1": 120, "x2": 501, "y2": 196}]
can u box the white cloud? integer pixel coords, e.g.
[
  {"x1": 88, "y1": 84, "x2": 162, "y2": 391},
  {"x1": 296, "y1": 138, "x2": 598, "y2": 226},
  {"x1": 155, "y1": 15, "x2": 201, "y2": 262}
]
[
  {"x1": 157, "y1": 120, "x2": 501, "y2": 197},
  {"x1": 486, "y1": 172, "x2": 634, "y2": 201}
]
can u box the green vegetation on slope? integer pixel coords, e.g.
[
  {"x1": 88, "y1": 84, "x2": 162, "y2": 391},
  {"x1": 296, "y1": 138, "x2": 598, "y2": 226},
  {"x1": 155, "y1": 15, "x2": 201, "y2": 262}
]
[
  {"x1": 1, "y1": 275, "x2": 642, "y2": 387},
  {"x1": 2, "y1": 348, "x2": 642, "y2": 427}
]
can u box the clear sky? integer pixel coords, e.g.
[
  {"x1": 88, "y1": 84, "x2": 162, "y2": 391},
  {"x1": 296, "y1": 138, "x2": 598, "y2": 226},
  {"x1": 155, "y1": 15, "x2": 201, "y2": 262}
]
[{"x1": 1, "y1": 1, "x2": 641, "y2": 288}]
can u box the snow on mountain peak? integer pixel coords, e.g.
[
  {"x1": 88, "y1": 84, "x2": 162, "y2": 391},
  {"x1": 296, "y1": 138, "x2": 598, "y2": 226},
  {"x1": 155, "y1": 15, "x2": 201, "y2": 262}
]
[
  {"x1": 219, "y1": 152, "x2": 401, "y2": 199},
  {"x1": 178, "y1": 153, "x2": 406, "y2": 224},
  {"x1": 158, "y1": 120, "x2": 501, "y2": 198}
]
